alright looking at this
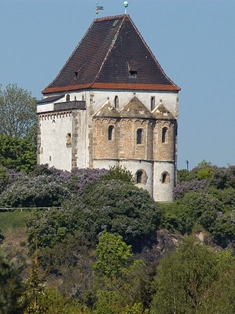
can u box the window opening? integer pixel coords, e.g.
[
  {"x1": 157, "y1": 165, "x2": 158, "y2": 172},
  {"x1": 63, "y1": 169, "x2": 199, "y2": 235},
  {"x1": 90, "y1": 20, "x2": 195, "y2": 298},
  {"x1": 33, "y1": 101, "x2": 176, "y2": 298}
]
[
  {"x1": 136, "y1": 170, "x2": 143, "y2": 184},
  {"x1": 114, "y1": 95, "x2": 119, "y2": 109},
  {"x1": 151, "y1": 96, "x2": 155, "y2": 111},
  {"x1": 137, "y1": 128, "x2": 143, "y2": 144},
  {"x1": 129, "y1": 70, "x2": 137, "y2": 78},
  {"x1": 162, "y1": 172, "x2": 170, "y2": 184},
  {"x1": 108, "y1": 125, "x2": 114, "y2": 141},
  {"x1": 66, "y1": 133, "x2": 72, "y2": 146},
  {"x1": 162, "y1": 127, "x2": 167, "y2": 143},
  {"x1": 66, "y1": 94, "x2": 70, "y2": 101}
]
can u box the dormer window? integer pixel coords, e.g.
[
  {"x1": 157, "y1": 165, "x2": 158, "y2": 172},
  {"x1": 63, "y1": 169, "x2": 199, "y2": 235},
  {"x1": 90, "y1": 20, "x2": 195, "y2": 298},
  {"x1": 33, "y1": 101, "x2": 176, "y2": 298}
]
[
  {"x1": 129, "y1": 70, "x2": 137, "y2": 78},
  {"x1": 126, "y1": 60, "x2": 137, "y2": 79}
]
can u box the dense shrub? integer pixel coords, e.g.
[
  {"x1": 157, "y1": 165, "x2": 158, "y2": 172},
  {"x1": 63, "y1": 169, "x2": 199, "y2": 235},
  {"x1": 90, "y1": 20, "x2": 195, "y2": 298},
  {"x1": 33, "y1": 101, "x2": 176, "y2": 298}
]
[
  {"x1": 27, "y1": 180, "x2": 161, "y2": 251},
  {"x1": 0, "y1": 174, "x2": 71, "y2": 207}
]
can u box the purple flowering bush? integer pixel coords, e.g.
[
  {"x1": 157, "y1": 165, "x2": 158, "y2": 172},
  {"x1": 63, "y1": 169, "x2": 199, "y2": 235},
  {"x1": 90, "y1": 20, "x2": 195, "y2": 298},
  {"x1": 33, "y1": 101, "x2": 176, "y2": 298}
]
[
  {"x1": 0, "y1": 174, "x2": 71, "y2": 207},
  {"x1": 0, "y1": 165, "x2": 109, "y2": 208},
  {"x1": 174, "y1": 179, "x2": 208, "y2": 200}
]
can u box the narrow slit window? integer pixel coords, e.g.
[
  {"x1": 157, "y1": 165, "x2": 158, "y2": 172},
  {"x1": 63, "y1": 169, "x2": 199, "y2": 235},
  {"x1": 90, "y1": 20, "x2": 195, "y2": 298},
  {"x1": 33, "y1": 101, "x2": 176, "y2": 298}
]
[
  {"x1": 108, "y1": 125, "x2": 114, "y2": 141},
  {"x1": 162, "y1": 127, "x2": 168, "y2": 143},
  {"x1": 137, "y1": 128, "x2": 143, "y2": 144},
  {"x1": 66, "y1": 133, "x2": 72, "y2": 145},
  {"x1": 114, "y1": 95, "x2": 119, "y2": 109},
  {"x1": 151, "y1": 96, "x2": 155, "y2": 111}
]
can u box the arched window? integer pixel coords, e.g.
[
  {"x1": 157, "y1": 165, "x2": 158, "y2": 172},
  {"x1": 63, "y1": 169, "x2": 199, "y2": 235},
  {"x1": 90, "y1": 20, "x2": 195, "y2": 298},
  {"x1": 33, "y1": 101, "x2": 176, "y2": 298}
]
[
  {"x1": 136, "y1": 169, "x2": 147, "y2": 185},
  {"x1": 151, "y1": 96, "x2": 155, "y2": 111},
  {"x1": 66, "y1": 94, "x2": 70, "y2": 101},
  {"x1": 137, "y1": 128, "x2": 143, "y2": 144},
  {"x1": 162, "y1": 172, "x2": 170, "y2": 184},
  {"x1": 162, "y1": 127, "x2": 168, "y2": 143},
  {"x1": 114, "y1": 95, "x2": 119, "y2": 109},
  {"x1": 108, "y1": 125, "x2": 114, "y2": 141}
]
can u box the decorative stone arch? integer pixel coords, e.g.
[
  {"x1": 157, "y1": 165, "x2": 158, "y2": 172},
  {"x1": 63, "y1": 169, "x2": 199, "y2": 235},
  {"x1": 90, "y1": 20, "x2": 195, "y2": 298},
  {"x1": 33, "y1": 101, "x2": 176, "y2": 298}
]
[
  {"x1": 161, "y1": 171, "x2": 170, "y2": 184},
  {"x1": 135, "y1": 169, "x2": 147, "y2": 185},
  {"x1": 108, "y1": 125, "x2": 114, "y2": 140}
]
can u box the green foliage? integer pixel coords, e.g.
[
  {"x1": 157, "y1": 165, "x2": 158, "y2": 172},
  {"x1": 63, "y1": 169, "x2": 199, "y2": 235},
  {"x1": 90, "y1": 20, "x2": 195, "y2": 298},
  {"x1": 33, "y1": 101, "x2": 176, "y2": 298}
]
[
  {"x1": 150, "y1": 237, "x2": 218, "y2": 314},
  {"x1": 0, "y1": 135, "x2": 36, "y2": 173},
  {"x1": 0, "y1": 229, "x2": 4, "y2": 244},
  {"x1": 102, "y1": 166, "x2": 135, "y2": 184},
  {"x1": 0, "y1": 83, "x2": 37, "y2": 138},
  {"x1": 0, "y1": 251, "x2": 27, "y2": 313},
  {"x1": 177, "y1": 169, "x2": 196, "y2": 183},
  {"x1": 0, "y1": 210, "x2": 28, "y2": 232},
  {"x1": 202, "y1": 260, "x2": 235, "y2": 314},
  {"x1": 93, "y1": 231, "x2": 133, "y2": 281},
  {"x1": 197, "y1": 167, "x2": 215, "y2": 180},
  {"x1": 92, "y1": 232, "x2": 146, "y2": 314},
  {"x1": 81, "y1": 179, "x2": 160, "y2": 245},
  {"x1": 197, "y1": 159, "x2": 213, "y2": 169}
]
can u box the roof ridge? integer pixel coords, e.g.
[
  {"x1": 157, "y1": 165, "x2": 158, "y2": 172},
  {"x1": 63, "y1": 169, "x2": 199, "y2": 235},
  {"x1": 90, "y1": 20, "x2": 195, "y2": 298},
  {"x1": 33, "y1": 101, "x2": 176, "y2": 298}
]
[{"x1": 95, "y1": 14, "x2": 127, "y2": 23}]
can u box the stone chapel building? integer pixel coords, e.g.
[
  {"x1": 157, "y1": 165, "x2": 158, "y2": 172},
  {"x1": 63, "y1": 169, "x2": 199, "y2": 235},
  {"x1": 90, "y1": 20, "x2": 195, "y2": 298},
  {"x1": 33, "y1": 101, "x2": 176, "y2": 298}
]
[{"x1": 37, "y1": 14, "x2": 180, "y2": 202}]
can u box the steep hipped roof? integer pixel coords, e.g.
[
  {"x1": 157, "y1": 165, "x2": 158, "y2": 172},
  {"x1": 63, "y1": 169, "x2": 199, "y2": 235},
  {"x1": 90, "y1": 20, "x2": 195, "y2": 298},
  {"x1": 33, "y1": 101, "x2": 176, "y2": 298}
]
[{"x1": 42, "y1": 15, "x2": 180, "y2": 95}]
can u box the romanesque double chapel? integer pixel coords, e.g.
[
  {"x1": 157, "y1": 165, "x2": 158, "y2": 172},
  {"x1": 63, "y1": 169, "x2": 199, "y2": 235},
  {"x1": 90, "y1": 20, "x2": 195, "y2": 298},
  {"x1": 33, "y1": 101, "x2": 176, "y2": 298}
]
[{"x1": 37, "y1": 14, "x2": 180, "y2": 202}]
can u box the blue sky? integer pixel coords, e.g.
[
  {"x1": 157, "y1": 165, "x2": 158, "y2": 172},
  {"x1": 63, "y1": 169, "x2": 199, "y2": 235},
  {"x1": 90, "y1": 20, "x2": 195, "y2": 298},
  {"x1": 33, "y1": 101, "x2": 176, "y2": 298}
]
[{"x1": 1, "y1": 0, "x2": 235, "y2": 170}]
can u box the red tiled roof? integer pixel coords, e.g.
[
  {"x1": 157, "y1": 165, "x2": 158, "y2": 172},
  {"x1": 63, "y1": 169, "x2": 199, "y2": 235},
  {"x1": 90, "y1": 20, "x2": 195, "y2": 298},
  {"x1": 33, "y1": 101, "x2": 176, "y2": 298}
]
[{"x1": 42, "y1": 15, "x2": 180, "y2": 94}]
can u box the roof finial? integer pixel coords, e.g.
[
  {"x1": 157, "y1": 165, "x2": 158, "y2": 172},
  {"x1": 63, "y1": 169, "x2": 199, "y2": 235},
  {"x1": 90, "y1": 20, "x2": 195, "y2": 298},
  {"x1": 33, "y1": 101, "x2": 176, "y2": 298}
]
[
  {"x1": 123, "y1": 1, "x2": 128, "y2": 14},
  {"x1": 96, "y1": 3, "x2": 104, "y2": 18}
]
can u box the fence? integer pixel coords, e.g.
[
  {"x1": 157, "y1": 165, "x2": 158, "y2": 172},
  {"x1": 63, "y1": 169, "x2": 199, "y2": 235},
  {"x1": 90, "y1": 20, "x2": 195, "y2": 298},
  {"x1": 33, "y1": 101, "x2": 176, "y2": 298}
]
[{"x1": 0, "y1": 207, "x2": 61, "y2": 212}]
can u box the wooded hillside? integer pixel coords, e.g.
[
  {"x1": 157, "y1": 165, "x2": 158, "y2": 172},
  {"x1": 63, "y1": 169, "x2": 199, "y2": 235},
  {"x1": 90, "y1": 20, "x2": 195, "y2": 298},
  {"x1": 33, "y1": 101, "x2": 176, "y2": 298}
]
[{"x1": 0, "y1": 162, "x2": 235, "y2": 313}]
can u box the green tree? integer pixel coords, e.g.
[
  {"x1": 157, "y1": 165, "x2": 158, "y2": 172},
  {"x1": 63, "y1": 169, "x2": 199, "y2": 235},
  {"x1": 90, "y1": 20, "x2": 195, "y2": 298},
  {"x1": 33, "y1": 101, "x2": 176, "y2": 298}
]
[
  {"x1": 102, "y1": 166, "x2": 134, "y2": 184},
  {"x1": 0, "y1": 135, "x2": 36, "y2": 172},
  {"x1": 150, "y1": 237, "x2": 217, "y2": 314},
  {"x1": 93, "y1": 231, "x2": 133, "y2": 282},
  {"x1": 202, "y1": 260, "x2": 235, "y2": 314},
  {"x1": 0, "y1": 83, "x2": 37, "y2": 138},
  {"x1": 0, "y1": 252, "x2": 27, "y2": 313},
  {"x1": 93, "y1": 232, "x2": 146, "y2": 314}
]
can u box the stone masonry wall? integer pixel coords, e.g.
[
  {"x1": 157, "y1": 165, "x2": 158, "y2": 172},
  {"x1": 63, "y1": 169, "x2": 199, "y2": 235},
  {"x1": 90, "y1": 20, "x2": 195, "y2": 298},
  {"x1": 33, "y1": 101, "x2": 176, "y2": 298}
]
[{"x1": 154, "y1": 121, "x2": 175, "y2": 161}]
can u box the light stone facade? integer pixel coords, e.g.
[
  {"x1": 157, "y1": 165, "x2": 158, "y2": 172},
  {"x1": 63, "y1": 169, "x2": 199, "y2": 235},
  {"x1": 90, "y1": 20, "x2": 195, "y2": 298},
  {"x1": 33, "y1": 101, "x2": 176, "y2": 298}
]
[{"x1": 37, "y1": 90, "x2": 178, "y2": 202}]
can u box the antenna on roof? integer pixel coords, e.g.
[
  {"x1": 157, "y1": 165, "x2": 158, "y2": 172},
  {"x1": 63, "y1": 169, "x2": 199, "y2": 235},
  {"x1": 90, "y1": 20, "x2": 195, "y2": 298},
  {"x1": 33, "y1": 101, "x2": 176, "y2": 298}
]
[
  {"x1": 123, "y1": 1, "x2": 128, "y2": 14},
  {"x1": 96, "y1": 3, "x2": 104, "y2": 17}
]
